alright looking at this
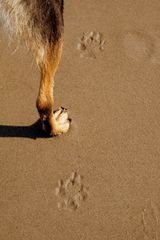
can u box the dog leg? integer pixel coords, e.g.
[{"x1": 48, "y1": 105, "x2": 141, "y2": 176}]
[{"x1": 36, "y1": 38, "x2": 70, "y2": 136}]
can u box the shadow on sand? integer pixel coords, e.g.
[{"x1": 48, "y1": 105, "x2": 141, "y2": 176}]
[{"x1": 0, "y1": 119, "x2": 50, "y2": 139}]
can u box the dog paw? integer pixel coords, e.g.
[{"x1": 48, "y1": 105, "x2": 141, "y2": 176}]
[
  {"x1": 41, "y1": 107, "x2": 71, "y2": 136},
  {"x1": 52, "y1": 107, "x2": 71, "y2": 136}
]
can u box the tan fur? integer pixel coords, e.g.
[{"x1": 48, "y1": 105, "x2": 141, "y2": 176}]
[
  {"x1": 37, "y1": 38, "x2": 65, "y2": 135},
  {"x1": 0, "y1": 0, "x2": 70, "y2": 136}
]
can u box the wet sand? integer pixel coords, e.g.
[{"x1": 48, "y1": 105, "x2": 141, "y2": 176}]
[{"x1": 1, "y1": 0, "x2": 160, "y2": 239}]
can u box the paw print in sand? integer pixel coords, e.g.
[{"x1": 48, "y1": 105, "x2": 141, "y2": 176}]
[
  {"x1": 77, "y1": 31, "x2": 105, "y2": 59},
  {"x1": 55, "y1": 172, "x2": 88, "y2": 211}
]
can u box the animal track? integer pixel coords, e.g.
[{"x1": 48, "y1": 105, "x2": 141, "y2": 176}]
[
  {"x1": 141, "y1": 202, "x2": 159, "y2": 240},
  {"x1": 123, "y1": 30, "x2": 160, "y2": 64},
  {"x1": 55, "y1": 172, "x2": 88, "y2": 211},
  {"x1": 77, "y1": 31, "x2": 105, "y2": 59},
  {"x1": 123, "y1": 31, "x2": 154, "y2": 61},
  {"x1": 127, "y1": 201, "x2": 160, "y2": 240}
]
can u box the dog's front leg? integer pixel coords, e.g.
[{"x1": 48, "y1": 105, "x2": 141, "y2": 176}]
[{"x1": 36, "y1": 38, "x2": 70, "y2": 136}]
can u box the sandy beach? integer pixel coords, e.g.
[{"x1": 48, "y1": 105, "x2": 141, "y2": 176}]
[{"x1": 1, "y1": 0, "x2": 160, "y2": 239}]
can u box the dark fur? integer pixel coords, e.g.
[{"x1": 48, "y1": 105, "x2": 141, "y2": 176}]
[
  {"x1": 24, "y1": 0, "x2": 64, "y2": 43},
  {"x1": 0, "y1": 0, "x2": 70, "y2": 136}
]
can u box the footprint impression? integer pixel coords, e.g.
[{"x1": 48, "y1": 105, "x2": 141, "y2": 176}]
[
  {"x1": 55, "y1": 172, "x2": 88, "y2": 211},
  {"x1": 77, "y1": 31, "x2": 105, "y2": 59},
  {"x1": 123, "y1": 31, "x2": 154, "y2": 61},
  {"x1": 123, "y1": 30, "x2": 160, "y2": 64}
]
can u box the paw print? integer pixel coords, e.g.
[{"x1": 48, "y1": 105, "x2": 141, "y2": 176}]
[
  {"x1": 77, "y1": 31, "x2": 105, "y2": 59},
  {"x1": 55, "y1": 172, "x2": 88, "y2": 211}
]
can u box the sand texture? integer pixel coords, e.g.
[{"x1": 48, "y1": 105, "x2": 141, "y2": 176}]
[{"x1": 1, "y1": 0, "x2": 160, "y2": 239}]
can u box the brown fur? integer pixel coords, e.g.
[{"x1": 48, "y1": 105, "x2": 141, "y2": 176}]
[{"x1": 0, "y1": 0, "x2": 70, "y2": 136}]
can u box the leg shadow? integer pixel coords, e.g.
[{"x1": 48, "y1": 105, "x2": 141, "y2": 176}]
[{"x1": 0, "y1": 119, "x2": 51, "y2": 139}]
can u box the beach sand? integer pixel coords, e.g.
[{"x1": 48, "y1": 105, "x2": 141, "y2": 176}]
[{"x1": 0, "y1": 0, "x2": 160, "y2": 239}]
